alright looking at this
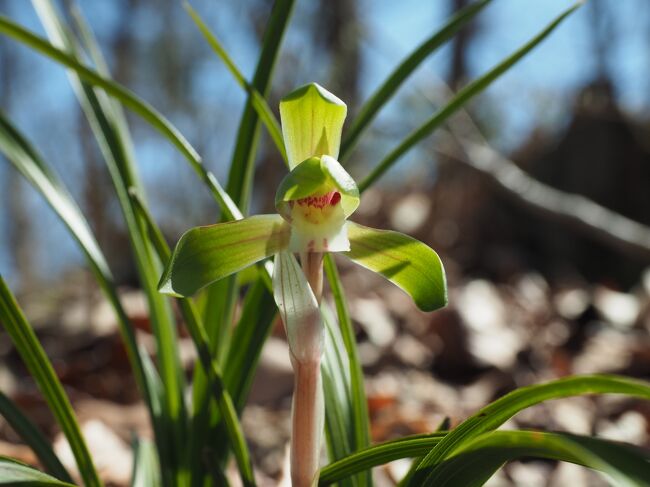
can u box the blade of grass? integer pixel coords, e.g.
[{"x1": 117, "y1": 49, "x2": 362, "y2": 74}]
[
  {"x1": 410, "y1": 374, "x2": 650, "y2": 485},
  {"x1": 321, "y1": 304, "x2": 356, "y2": 487},
  {"x1": 0, "y1": 456, "x2": 77, "y2": 486},
  {"x1": 397, "y1": 418, "x2": 449, "y2": 487},
  {"x1": 323, "y1": 256, "x2": 371, "y2": 486},
  {"x1": 358, "y1": 2, "x2": 581, "y2": 192},
  {"x1": 0, "y1": 277, "x2": 101, "y2": 487},
  {"x1": 0, "y1": 14, "x2": 240, "y2": 221},
  {"x1": 339, "y1": 0, "x2": 492, "y2": 161},
  {"x1": 131, "y1": 438, "x2": 161, "y2": 487},
  {"x1": 200, "y1": 274, "x2": 277, "y2": 473},
  {"x1": 0, "y1": 111, "x2": 154, "y2": 430},
  {"x1": 0, "y1": 391, "x2": 72, "y2": 482},
  {"x1": 30, "y1": 3, "x2": 188, "y2": 483},
  {"x1": 130, "y1": 190, "x2": 257, "y2": 487},
  {"x1": 425, "y1": 430, "x2": 650, "y2": 487},
  {"x1": 319, "y1": 433, "x2": 446, "y2": 485},
  {"x1": 184, "y1": 2, "x2": 287, "y2": 165},
  {"x1": 223, "y1": 0, "x2": 294, "y2": 212},
  {"x1": 190, "y1": 2, "x2": 293, "y2": 481}
]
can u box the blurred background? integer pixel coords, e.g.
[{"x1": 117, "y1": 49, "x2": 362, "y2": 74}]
[{"x1": 1, "y1": 0, "x2": 650, "y2": 485}]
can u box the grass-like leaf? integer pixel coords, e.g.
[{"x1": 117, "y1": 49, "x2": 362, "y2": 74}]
[
  {"x1": 184, "y1": 2, "x2": 287, "y2": 165},
  {"x1": 0, "y1": 278, "x2": 101, "y2": 487},
  {"x1": 130, "y1": 190, "x2": 257, "y2": 487},
  {"x1": 410, "y1": 374, "x2": 650, "y2": 485},
  {"x1": 131, "y1": 438, "x2": 161, "y2": 487},
  {"x1": 344, "y1": 222, "x2": 447, "y2": 312},
  {"x1": 0, "y1": 14, "x2": 240, "y2": 221},
  {"x1": 29, "y1": 4, "x2": 188, "y2": 482},
  {"x1": 323, "y1": 256, "x2": 371, "y2": 486},
  {"x1": 339, "y1": 0, "x2": 492, "y2": 161},
  {"x1": 321, "y1": 305, "x2": 358, "y2": 487},
  {"x1": 0, "y1": 111, "x2": 152, "y2": 419},
  {"x1": 0, "y1": 456, "x2": 76, "y2": 486},
  {"x1": 426, "y1": 430, "x2": 650, "y2": 487},
  {"x1": 319, "y1": 433, "x2": 446, "y2": 485},
  {"x1": 225, "y1": 0, "x2": 294, "y2": 212},
  {"x1": 0, "y1": 392, "x2": 72, "y2": 483},
  {"x1": 358, "y1": 2, "x2": 582, "y2": 192}
]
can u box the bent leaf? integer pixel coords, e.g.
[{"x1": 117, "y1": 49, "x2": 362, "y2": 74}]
[
  {"x1": 160, "y1": 214, "x2": 290, "y2": 297},
  {"x1": 344, "y1": 223, "x2": 447, "y2": 312},
  {"x1": 0, "y1": 392, "x2": 71, "y2": 482},
  {"x1": 0, "y1": 278, "x2": 101, "y2": 487},
  {"x1": 427, "y1": 430, "x2": 650, "y2": 487},
  {"x1": 0, "y1": 457, "x2": 76, "y2": 486},
  {"x1": 411, "y1": 374, "x2": 650, "y2": 485},
  {"x1": 280, "y1": 83, "x2": 347, "y2": 168},
  {"x1": 273, "y1": 252, "x2": 323, "y2": 363}
]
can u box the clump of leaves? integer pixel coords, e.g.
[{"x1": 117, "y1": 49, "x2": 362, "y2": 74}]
[{"x1": 1, "y1": 1, "x2": 649, "y2": 487}]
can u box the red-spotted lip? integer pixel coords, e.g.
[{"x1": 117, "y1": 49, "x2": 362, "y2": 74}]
[{"x1": 291, "y1": 190, "x2": 341, "y2": 209}]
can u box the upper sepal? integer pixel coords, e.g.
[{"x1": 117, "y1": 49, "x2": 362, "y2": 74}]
[{"x1": 280, "y1": 83, "x2": 347, "y2": 168}]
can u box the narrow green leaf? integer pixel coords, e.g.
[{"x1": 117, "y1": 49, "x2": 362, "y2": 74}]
[
  {"x1": 184, "y1": 2, "x2": 287, "y2": 165},
  {"x1": 358, "y1": 2, "x2": 582, "y2": 192},
  {"x1": 340, "y1": 0, "x2": 492, "y2": 160},
  {"x1": 280, "y1": 83, "x2": 347, "y2": 169},
  {"x1": 0, "y1": 114, "x2": 151, "y2": 421},
  {"x1": 159, "y1": 215, "x2": 290, "y2": 297},
  {"x1": 206, "y1": 277, "x2": 277, "y2": 468},
  {"x1": 130, "y1": 189, "x2": 258, "y2": 487},
  {"x1": 321, "y1": 304, "x2": 357, "y2": 487},
  {"x1": 411, "y1": 374, "x2": 650, "y2": 485},
  {"x1": 426, "y1": 430, "x2": 650, "y2": 487},
  {"x1": 225, "y1": 0, "x2": 294, "y2": 212},
  {"x1": 319, "y1": 433, "x2": 446, "y2": 485},
  {"x1": 0, "y1": 392, "x2": 72, "y2": 483},
  {"x1": 131, "y1": 438, "x2": 161, "y2": 487},
  {"x1": 0, "y1": 14, "x2": 241, "y2": 221},
  {"x1": 0, "y1": 457, "x2": 76, "y2": 486},
  {"x1": 29, "y1": 4, "x2": 187, "y2": 481},
  {"x1": 0, "y1": 277, "x2": 101, "y2": 487},
  {"x1": 344, "y1": 222, "x2": 447, "y2": 312},
  {"x1": 323, "y1": 256, "x2": 371, "y2": 486}
]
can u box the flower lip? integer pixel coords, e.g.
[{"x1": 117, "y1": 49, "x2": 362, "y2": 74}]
[{"x1": 290, "y1": 190, "x2": 341, "y2": 210}]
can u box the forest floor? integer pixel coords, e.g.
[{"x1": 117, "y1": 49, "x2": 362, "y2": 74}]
[{"x1": 1, "y1": 237, "x2": 649, "y2": 486}]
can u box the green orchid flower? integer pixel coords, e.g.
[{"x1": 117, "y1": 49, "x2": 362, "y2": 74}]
[{"x1": 158, "y1": 82, "x2": 447, "y2": 313}]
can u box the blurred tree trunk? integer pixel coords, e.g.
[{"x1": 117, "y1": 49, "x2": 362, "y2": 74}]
[
  {"x1": 447, "y1": 0, "x2": 476, "y2": 90},
  {"x1": 317, "y1": 0, "x2": 361, "y2": 108}
]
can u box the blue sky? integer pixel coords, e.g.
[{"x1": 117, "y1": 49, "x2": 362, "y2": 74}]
[{"x1": 1, "y1": 0, "x2": 648, "y2": 287}]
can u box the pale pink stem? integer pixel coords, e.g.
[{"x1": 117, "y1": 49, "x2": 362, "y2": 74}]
[{"x1": 289, "y1": 251, "x2": 325, "y2": 487}]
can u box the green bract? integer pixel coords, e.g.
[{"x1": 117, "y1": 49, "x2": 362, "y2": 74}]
[{"x1": 159, "y1": 83, "x2": 447, "y2": 313}]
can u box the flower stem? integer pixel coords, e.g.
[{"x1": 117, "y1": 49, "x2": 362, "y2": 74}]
[
  {"x1": 300, "y1": 252, "x2": 324, "y2": 302},
  {"x1": 290, "y1": 251, "x2": 325, "y2": 487},
  {"x1": 290, "y1": 358, "x2": 323, "y2": 487}
]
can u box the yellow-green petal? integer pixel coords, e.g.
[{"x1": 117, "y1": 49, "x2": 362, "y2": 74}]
[
  {"x1": 344, "y1": 222, "x2": 447, "y2": 312},
  {"x1": 159, "y1": 215, "x2": 290, "y2": 297},
  {"x1": 280, "y1": 83, "x2": 347, "y2": 168}
]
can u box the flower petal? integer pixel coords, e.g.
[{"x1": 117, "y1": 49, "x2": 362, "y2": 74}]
[
  {"x1": 159, "y1": 215, "x2": 290, "y2": 297},
  {"x1": 275, "y1": 155, "x2": 359, "y2": 219},
  {"x1": 343, "y1": 222, "x2": 447, "y2": 312},
  {"x1": 280, "y1": 83, "x2": 347, "y2": 168}
]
